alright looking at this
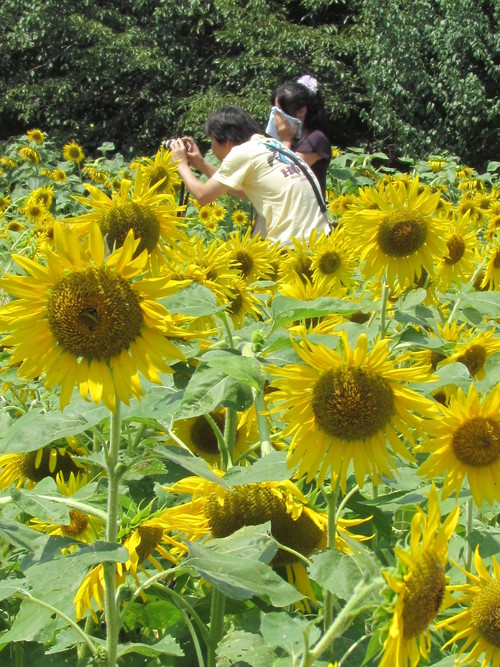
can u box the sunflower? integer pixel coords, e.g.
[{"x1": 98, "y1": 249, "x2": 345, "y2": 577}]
[
  {"x1": 69, "y1": 168, "x2": 186, "y2": 257},
  {"x1": 0, "y1": 439, "x2": 89, "y2": 490},
  {"x1": 417, "y1": 384, "x2": 500, "y2": 507},
  {"x1": 212, "y1": 203, "x2": 227, "y2": 222},
  {"x1": 436, "y1": 214, "x2": 478, "y2": 289},
  {"x1": 18, "y1": 146, "x2": 40, "y2": 165},
  {"x1": 342, "y1": 177, "x2": 446, "y2": 288},
  {"x1": 267, "y1": 332, "x2": 437, "y2": 491},
  {"x1": 231, "y1": 209, "x2": 249, "y2": 229},
  {"x1": 30, "y1": 184, "x2": 55, "y2": 209},
  {"x1": 0, "y1": 157, "x2": 18, "y2": 169},
  {"x1": 203, "y1": 218, "x2": 219, "y2": 234},
  {"x1": 63, "y1": 141, "x2": 85, "y2": 164},
  {"x1": 307, "y1": 227, "x2": 357, "y2": 289},
  {"x1": 481, "y1": 239, "x2": 500, "y2": 290},
  {"x1": 224, "y1": 227, "x2": 281, "y2": 284},
  {"x1": 437, "y1": 547, "x2": 500, "y2": 667},
  {"x1": 82, "y1": 165, "x2": 109, "y2": 185},
  {"x1": 441, "y1": 328, "x2": 500, "y2": 381},
  {"x1": 74, "y1": 515, "x2": 179, "y2": 621},
  {"x1": 44, "y1": 168, "x2": 67, "y2": 183},
  {"x1": 224, "y1": 277, "x2": 263, "y2": 328},
  {"x1": 0, "y1": 221, "x2": 189, "y2": 411},
  {"x1": 0, "y1": 195, "x2": 11, "y2": 213},
  {"x1": 160, "y1": 473, "x2": 370, "y2": 601},
  {"x1": 26, "y1": 128, "x2": 46, "y2": 145},
  {"x1": 21, "y1": 197, "x2": 50, "y2": 224},
  {"x1": 140, "y1": 147, "x2": 181, "y2": 195},
  {"x1": 377, "y1": 484, "x2": 460, "y2": 667}
]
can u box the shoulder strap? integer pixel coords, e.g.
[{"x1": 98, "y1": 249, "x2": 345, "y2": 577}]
[{"x1": 259, "y1": 138, "x2": 328, "y2": 215}]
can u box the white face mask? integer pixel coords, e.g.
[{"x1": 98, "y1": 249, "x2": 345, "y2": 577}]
[{"x1": 265, "y1": 106, "x2": 302, "y2": 140}]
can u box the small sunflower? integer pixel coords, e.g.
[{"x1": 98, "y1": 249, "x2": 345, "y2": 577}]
[
  {"x1": 0, "y1": 439, "x2": 89, "y2": 490},
  {"x1": 160, "y1": 473, "x2": 370, "y2": 600},
  {"x1": 0, "y1": 195, "x2": 11, "y2": 213},
  {"x1": 21, "y1": 197, "x2": 50, "y2": 224},
  {"x1": 211, "y1": 203, "x2": 227, "y2": 222},
  {"x1": 231, "y1": 209, "x2": 249, "y2": 229},
  {"x1": 342, "y1": 177, "x2": 446, "y2": 288},
  {"x1": 30, "y1": 508, "x2": 104, "y2": 545},
  {"x1": 224, "y1": 227, "x2": 281, "y2": 284},
  {"x1": 140, "y1": 147, "x2": 181, "y2": 195},
  {"x1": 417, "y1": 384, "x2": 500, "y2": 507},
  {"x1": 436, "y1": 215, "x2": 478, "y2": 289},
  {"x1": 377, "y1": 484, "x2": 460, "y2": 667},
  {"x1": 74, "y1": 515, "x2": 178, "y2": 621},
  {"x1": 197, "y1": 205, "x2": 216, "y2": 226},
  {"x1": 26, "y1": 128, "x2": 46, "y2": 145},
  {"x1": 267, "y1": 332, "x2": 437, "y2": 491},
  {"x1": 481, "y1": 239, "x2": 500, "y2": 290},
  {"x1": 0, "y1": 157, "x2": 18, "y2": 169},
  {"x1": 442, "y1": 328, "x2": 500, "y2": 381},
  {"x1": 307, "y1": 227, "x2": 357, "y2": 289},
  {"x1": 203, "y1": 218, "x2": 219, "y2": 234},
  {"x1": 18, "y1": 146, "x2": 40, "y2": 165},
  {"x1": 0, "y1": 221, "x2": 188, "y2": 411},
  {"x1": 224, "y1": 276, "x2": 263, "y2": 328},
  {"x1": 437, "y1": 547, "x2": 500, "y2": 667},
  {"x1": 69, "y1": 168, "x2": 186, "y2": 257},
  {"x1": 63, "y1": 141, "x2": 85, "y2": 164}
]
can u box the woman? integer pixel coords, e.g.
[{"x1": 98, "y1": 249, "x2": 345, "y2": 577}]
[{"x1": 268, "y1": 75, "x2": 331, "y2": 197}]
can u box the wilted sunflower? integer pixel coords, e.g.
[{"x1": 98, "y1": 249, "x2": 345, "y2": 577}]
[
  {"x1": 42, "y1": 168, "x2": 67, "y2": 183},
  {"x1": 18, "y1": 146, "x2": 40, "y2": 165},
  {"x1": 69, "y1": 168, "x2": 185, "y2": 257},
  {"x1": 342, "y1": 177, "x2": 446, "y2": 288},
  {"x1": 417, "y1": 384, "x2": 500, "y2": 507},
  {"x1": 377, "y1": 484, "x2": 460, "y2": 667},
  {"x1": 480, "y1": 240, "x2": 500, "y2": 290},
  {"x1": 63, "y1": 141, "x2": 85, "y2": 164},
  {"x1": 224, "y1": 227, "x2": 281, "y2": 284},
  {"x1": 139, "y1": 147, "x2": 181, "y2": 195},
  {"x1": 0, "y1": 438, "x2": 89, "y2": 490},
  {"x1": 26, "y1": 128, "x2": 46, "y2": 145},
  {"x1": 0, "y1": 221, "x2": 188, "y2": 411},
  {"x1": 437, "y1": 547, "x2": 500, "y2": 667},
  {"x1": 160, "y1": 473, "x2": 370, "y2": 601},
  {"x1": 267, "y1": 332, "x2": 437, "y2": 491},
  {"x1": 74, "y1": 515, "x2": 178, "y2": 621}
]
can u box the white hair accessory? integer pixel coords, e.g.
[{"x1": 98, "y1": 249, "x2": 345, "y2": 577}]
[{"x1": 297, "y1": 74, "x2": 318, "y2": 94}]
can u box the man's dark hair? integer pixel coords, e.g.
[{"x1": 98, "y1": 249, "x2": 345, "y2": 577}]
[{"x1": 205, "y1": 106, "x2": 260, "y2": 145}]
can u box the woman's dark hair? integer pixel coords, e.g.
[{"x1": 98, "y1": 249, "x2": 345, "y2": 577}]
[
  {"x1": 272, "y1": 80, "x2": 329, "y2": 136},
  {"x1": 205, "y1": 106, "x2": 260, "y2": 145}
]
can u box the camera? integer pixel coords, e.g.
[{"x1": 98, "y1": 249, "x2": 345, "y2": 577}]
[{"x1": 162, "y1": 138, "x2": 188, "y2": 150}]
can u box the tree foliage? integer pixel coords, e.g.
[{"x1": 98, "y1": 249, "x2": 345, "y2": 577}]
[
  {"x1": 358, "y1": 0, "x2": 500, "y2": 168},
  {"x1": 0, "y1": 0, "x2": 498, "y2": 166}
]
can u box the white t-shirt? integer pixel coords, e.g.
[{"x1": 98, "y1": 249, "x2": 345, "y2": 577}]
[{"x1": 212, "y1": 134, "x2": 328, "y2": 246}]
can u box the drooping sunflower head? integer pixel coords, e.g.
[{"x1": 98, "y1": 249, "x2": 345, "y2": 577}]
[{"x1": 18, "y1": 146, "x2": 40, "y2": 165}]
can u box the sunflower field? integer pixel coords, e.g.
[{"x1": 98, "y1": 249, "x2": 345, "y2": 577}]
[{"x1": 0, "y1": 131, "x2": 499, "y2": 667}]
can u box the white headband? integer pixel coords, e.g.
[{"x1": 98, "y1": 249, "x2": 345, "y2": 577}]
[{"x1": 297, "y1": 74, "x2": 318, "y2": 94}]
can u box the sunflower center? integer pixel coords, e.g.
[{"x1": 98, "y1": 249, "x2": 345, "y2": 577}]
[
  {"x1": 295, "y1": 255, "x2": 313, "y2": 282},
  {"x1": 318, "y1": 251, "x2": 341, "y2": 275},
  {"x1": 48, "y1": 267, "x2": 144, "y2": 360},
  {"x1": 311, "y1": 366, "x2": 395, "y2": 440},
  {"x1": 377, "y1": 213, "x2": 428, "y2": 257},
  {"x1": 444, "y1": 235, "x2": 465, "y2": 264},
  {"x1": 19, "y1": 448, "x2": 82, "y2": 483},
  {"x1": 136, "y1": 525, "x2": 164, "y2": 564},
  {"x1": 100, "y1": 202, "x2": 160, "y2": 254},
  {"x1": 235, "y1": 250, "x2": 254, "y2": 278},
  {"x1": 227, "y1": 292, "x2": 243, "y2": 316},
  {"x1": 205, "y1": 484, "x2": 323, "y2": 566},
  {"x1": 456, "y1": 344, "x2": 487, "y2": 376},
  {"x1": 348, "y1": 311, "x2": 371, "y2": 324},
  {"x1": 402, "y1": 549, "x2": 446, "y2": 639},
  {"x1": 471, "y1": 580, "x2": 500, "y2": 647},
  {"x1": 150, "y1": 166, "x2": 171, "y2": 191},
  {"x1": 61, "y1": 510, "x2": 89, "y2": 537},
  {"x1": 190, "y1": 413, "x2": 225, "y2": 454},
  {"x1": 430, "y1": 350, "x2": 446, "y2": 370},
  {"x1": 452, "y1": 417, "x2": 500, "y2": 467}
]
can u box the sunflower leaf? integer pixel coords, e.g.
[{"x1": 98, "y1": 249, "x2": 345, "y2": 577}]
[
  {"x1": 203, "y1": 350, "x2": 266, "y2": 390},
  {"x1": 161, "y1": 282, "x2": 224, "y2": 317},
  {"x1": 116, "y1": 634, "x2": 183, "y2": 658},
  {"x1": 177, "y1": 365, "x2": 254, "y2": 417}
]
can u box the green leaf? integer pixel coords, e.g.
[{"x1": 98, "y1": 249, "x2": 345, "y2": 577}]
[
  {"x1": 143, "y1": 600, "x2": 182, "y2": 630},
  {"x1": 10, "y1": 478, "x2": 71, "y2": 522},
  {"x1": 161, "y1": 282, "x2": 223, "y2": 317},
  {"x1": 270, "y1": 294, "x2": 368, "y2": 332},
  {"x1": 216, "y1": 630, "x2": 277, "y2": 667},
  {"x1": 308, "y1": 549, "x2": 362, "y2": 599},
  {"x1": 177, "y1": 365, "x2": 254, "y2": 418},
  {"x1": 154, "y1": 447, "x2": 229, "y2": 487},
  {"x1": 224, "y1": 451, "x2": 294, "y2": 486},
  {"x1": 0, "y1": 581, "x2": 28, "y2": 602},
  {"x1": 203, "y1": 350, "x2": 266, "y2": 390},
  {"x1": 205, "y1": 522, "x2": 278, "y2": 564},
  {"x1": 116, "y1": 634, "x2": 183, "y2": 658},
  {"x1": 260, "y1": 611, "x2": 320, "y2": 654},
  {"x1": 459, "y1": 291, "x2": 500, "y2": 314},
  {"x1": 186, "y1": 541, "x2": 302, "y2": 605}
]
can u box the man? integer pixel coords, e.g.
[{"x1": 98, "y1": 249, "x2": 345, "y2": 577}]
[{"x1": 169, "y1": 106, "x2": 328, "y2": 247}]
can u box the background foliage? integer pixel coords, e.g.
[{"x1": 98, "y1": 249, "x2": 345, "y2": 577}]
[{"x1": 1, "y1": 0, "x2": 498, "y2": 167}]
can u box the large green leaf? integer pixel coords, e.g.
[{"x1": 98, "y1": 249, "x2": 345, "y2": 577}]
[
  {"x1": 186, "y1": 540, "x2": 302, "y2": 606},
  {"x1": 177, "y1": 365, "x2": 254, "y2": 418},
  {"x1": 154, "y1": 447, "x2": 229, "y2": 487},
  {"x1": 308, "y1": 549, "x2": 363, "y2": 599},
  {"x1": 116, "y1": 635, "x2": 183, "y2": 658},
  {"x1": 203, "y1": 350, "x2": 266, "y2": 391},
  {"x1": 161, "y1": 282, "x2": 223, "y2": 317},
  {"x1": 260, "y1": 611, "x2": 321, "y2": 655},
  {"x1": 270, "y1": 295, "x2": 370, "y2": 332},
  {"x1": 223, "y1": 450, "x2": 294, "y2": 485}
]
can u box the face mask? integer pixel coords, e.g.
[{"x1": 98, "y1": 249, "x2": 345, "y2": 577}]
[{"x1": 265, "y1": 106, "x2": 302, "y2": 140}]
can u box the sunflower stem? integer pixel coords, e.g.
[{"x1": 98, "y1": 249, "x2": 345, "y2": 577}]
[
  {"x1": 379, "y1": 277, "x2": 391, "y2": 339},
  {"x1": 323, "y1": 479, "x2": 340, "y2": 632},
  {"x1": 206, "y1": 587, "x2": 226, "y2": 667},
  {"x1": 465, "y1": 496, "x2": 474, "y2": 571},
  {"x1": 103, "y1": 400, "x2": 122, "y2": 667},
  {"x1": 300, "y1": 577, "x2": 382, "y2": 667},
  {"x1": 205, "y1": 412, "x2": 232, "y2": 471}
]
